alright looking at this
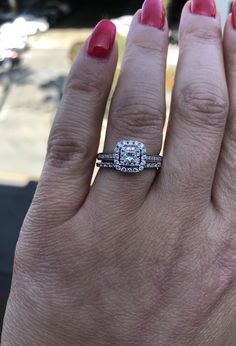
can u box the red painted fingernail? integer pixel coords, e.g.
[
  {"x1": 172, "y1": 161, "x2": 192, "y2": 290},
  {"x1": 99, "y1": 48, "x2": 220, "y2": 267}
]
[
  {"x1": 190, "y1": 0, "x2": 216, "y2": 18},
  {"x1": 140, "y1": 0, "x2": 165, "y2": 30},
  {"x1": 87, "y1": 20, "x2": 116, "y2": 59},
  {"x1": 232, "y1": 1, "x2": 236, "y2": 29}
]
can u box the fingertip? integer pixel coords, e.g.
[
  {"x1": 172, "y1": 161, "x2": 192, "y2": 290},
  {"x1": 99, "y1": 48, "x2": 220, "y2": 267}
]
[
  {"x1": 223, "y1": 14, "x2": 236, "y2": 51},
  {"x1": 179, "y1": 1, "x2": 221, "y2": 39},
  {"x1": 124, "y1": 9, "x2": 168, "y2": 54},
  {"x1": 66, "y1": 23, "x2": 118, "y2": 95},
  {"x1": 140, "y1": 0, "x2": 165, "y2": 31},
  {"x1": 132, "y1": 8, "x2": 169, "y2": 35},
  {"x1": 86, "y1": 19, "x2": 117, "y2": 59},
  {"x1": 71, "y1": 20, "x2": 118, "y2": 74},
  {"x1": 232, "y1": 1, "x2": 236, "y2": 29}
]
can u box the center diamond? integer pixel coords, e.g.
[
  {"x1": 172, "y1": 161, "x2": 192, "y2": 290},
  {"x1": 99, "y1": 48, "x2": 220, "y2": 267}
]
[
  {"x1": 120, "y1": 146, "x2": 141, "y2": 166},
  {"x1": 114, "y1": 140, "x2": 147, "y2": 173}
]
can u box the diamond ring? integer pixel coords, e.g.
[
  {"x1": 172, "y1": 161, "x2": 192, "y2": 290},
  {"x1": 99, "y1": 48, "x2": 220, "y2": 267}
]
[{"x1": 97, "y1": 140, "x2": 162, "y2": 174}]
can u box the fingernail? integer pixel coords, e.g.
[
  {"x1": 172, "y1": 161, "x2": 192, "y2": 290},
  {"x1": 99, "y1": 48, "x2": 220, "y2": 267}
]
[
  {"x1": 232, "y1": 1, "x2": 236, "y2": 29},
  {"x1": 87, "y1": 20, "x2": 116, "y2": 59},
  {"x1": 140, "y1": 0, "x2": 165, "y2": 30},
  {"x1": 190, "y1": 0, "x2": 216, "y2": 18}
]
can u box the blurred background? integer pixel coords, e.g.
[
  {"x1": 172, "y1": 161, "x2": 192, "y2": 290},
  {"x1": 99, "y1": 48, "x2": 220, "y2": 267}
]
[{"x1": 0, "y1": 0, "x2": 233, "y2": 336}]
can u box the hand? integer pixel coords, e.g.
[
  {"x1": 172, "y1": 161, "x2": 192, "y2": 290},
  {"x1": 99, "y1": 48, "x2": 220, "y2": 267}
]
[{"x1": 2, "y1": 0, "x2": 236, "y2": 345}]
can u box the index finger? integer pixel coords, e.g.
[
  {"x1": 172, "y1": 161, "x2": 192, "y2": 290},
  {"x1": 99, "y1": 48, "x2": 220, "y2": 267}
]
[{"x1": 25, "y1": 20, "x2": 118, "y2": 228}]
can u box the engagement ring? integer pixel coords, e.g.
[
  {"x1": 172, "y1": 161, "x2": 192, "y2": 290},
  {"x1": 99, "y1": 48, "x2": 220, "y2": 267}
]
[{"x1": 97, "y1": 140, "x2": 162, "y2": 174}]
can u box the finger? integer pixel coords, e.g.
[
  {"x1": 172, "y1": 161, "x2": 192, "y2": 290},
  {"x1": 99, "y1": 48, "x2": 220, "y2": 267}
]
[
  {"x1": 25, "y1": 20, "x2": 118, "y2": 228},
  {"x1": 160, "y1": 1, "x2": 229, "y2": 205},
  {"x1": 94, "y1": 1, "x2": 169, "y2": 203},
  {"x1": 213, "y1": 10, "x2": 236, "y2": 214}
]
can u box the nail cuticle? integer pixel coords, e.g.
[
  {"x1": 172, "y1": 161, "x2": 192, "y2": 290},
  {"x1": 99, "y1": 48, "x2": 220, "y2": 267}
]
[
  {"x1": 140, "y1": 0, "x2": 165, "y2": 30},
  {"x1": 190, "y1": 0, "x2": 216, "y2": 18}
]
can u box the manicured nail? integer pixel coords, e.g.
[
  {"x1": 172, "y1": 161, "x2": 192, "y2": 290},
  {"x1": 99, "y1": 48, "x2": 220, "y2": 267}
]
[
  {"x1": 190, "y1": 0, "x2": 216, "y2": 18},
  {"x1": 87, "y1": 20, "x2": 116, "y2": 59},
  {"x1": 232, "y1": 1, "x2": 236, "y2": 29},
  {"x1": 140, "y1": 0, "x2": 165, "y2": 30}
]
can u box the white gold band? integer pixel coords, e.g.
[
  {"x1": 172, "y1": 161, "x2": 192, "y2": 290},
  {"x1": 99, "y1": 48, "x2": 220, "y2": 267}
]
[{"x1": 97, "y1": 140, "x2": 162, "y2": 174}]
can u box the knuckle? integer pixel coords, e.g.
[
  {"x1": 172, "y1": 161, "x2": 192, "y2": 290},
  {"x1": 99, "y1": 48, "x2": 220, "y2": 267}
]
[
  {"x1": 66, "y1": 64, "x2": 105, "y2": 99},
  {"x1": 175, "y1": 82, "x2": 228, "y2": 131},
  {"x1": 47, "y1": 123, "x2": 92, "y2": 169},
  {"x1": 128, "y1": 38, "x2": 165, "y2": 57},
  {"x1": 110, "y1": 95, "x2": 164, "y2": 139},
  {"x1": 182, "y1": 25, "x2": 221, "y2": 47}
]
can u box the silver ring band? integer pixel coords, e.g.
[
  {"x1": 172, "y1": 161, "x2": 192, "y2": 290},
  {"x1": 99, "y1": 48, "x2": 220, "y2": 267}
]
[
  {"x1": 97, "y1": 162, "x2": 161, "y2": 171},
  {"x1": 97, "y1": 153, "x2": 162, "y2": 163},
  {"x1": 96, "y1": 140, "x2": 162, "y2": 174}
]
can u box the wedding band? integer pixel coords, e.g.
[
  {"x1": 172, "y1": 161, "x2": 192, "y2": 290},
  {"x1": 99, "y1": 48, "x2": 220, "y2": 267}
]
[{"x1": 97, "y1": 140, "x2": 162, "y2": 174}]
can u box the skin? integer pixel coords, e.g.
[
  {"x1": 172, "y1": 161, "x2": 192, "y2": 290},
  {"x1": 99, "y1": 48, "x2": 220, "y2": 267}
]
[{"x1": 2, "y1": 2, "x2": 236, "y2": 345}]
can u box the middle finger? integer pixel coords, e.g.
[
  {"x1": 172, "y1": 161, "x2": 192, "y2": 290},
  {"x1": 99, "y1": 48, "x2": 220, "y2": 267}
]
[{"x1": 160, "y1": 0, "x2": 229, "y2": 206}]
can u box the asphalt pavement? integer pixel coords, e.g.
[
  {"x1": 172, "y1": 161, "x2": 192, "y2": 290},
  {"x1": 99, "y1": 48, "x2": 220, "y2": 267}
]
[{"x1": 0, "y1": 29, "x2": 87, "y2": 178}]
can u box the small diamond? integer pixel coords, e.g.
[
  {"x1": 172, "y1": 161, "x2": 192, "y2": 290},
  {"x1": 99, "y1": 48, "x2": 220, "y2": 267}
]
[{"x1": 139, "y1": 165, "x2": 145, "y2": 171}]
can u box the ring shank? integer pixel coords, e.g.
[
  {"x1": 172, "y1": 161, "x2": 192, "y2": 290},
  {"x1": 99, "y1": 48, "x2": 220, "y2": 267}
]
[
  {"x1": 97, "y1": 162, "x2": 162, "y2": 169},
  {"x1": 97, "y1": 153, "x2": 162, "y2": 163}
]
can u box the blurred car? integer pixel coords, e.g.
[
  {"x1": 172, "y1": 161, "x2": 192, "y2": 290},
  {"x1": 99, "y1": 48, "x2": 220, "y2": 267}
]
[
  {"x1": 0, "y1": 34, "x2": 28, "y2": 52},
  {"x1": 0, "y1": 12, "x2": 15, "y2": 26},
  {"x1": 23, "y1": 1, "x2": 71, "y2": 27},
  {"x1": 0, "y1": 48, "x2": 20, "y2": 70},
  {"x1": 0, "y1": 15, "x2": 49, "y2": 37}
]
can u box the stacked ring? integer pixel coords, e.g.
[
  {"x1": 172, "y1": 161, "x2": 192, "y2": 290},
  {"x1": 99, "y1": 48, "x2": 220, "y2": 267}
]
[{"x1": 97, "y1": 140, "x2": 162, "y2": 174}]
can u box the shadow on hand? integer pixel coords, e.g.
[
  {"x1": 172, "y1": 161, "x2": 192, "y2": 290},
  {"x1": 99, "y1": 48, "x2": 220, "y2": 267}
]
[{"x1": 0, "y1": 181, "x2": 37, "y2": 336}]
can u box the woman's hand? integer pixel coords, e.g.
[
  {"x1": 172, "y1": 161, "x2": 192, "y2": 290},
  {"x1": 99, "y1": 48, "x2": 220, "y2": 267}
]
[{"x1": 2, "y1": 0, "x2": 236, "y2": 344}]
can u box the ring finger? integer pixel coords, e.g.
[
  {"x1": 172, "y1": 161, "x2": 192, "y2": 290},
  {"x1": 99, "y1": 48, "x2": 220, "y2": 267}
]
[{"x1": 94, "y1": 0, "x2": 169, "y2": 203}]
